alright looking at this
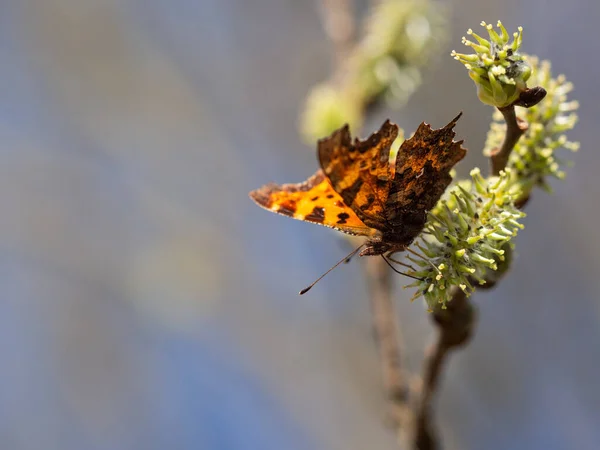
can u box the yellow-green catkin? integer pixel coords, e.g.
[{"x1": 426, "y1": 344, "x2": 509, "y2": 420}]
[
  {"x1": 406, "y1": 168, "x2": 525, "y2": 309},
  {"x1": 452, "y1": 21, "x2": 531, "y2": 107},
  {"x1": 485, "y1": 56, "x2": 579, "y2": 197},
  {"x1": 300, "y1": 0, "x2": 446, "y2": 143}
]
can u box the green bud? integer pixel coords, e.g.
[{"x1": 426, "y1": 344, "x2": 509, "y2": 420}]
[
  {"x1": 299, "y1": 84, "x2": 362, "y2": 144},
  {"x1": 452, "y1": 21, "x2": 531, "y2": 107},
  {"x1": 350, "y1": 0, "x2": 448, "y2": 107}
]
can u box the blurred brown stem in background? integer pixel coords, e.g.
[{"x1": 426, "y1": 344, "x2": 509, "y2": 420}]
[
  {"x1": 319, "y1": 0, "x2": 356, "y2": 68},
  {"x1": 318, "y1": 0, "x2": 416, "y2": 445},
  {"x1": 363, "y1": 257, "x2": 409, "y2": 424},
  {"x1": 318, "y1": 0, "x2": 413, "y2": 438}
]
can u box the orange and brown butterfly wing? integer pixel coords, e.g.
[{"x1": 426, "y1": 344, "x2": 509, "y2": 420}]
[
  {"x1": 385, "y1": 113, "x2": 467, "y2": 228},
  {"x1": 249, "y1": 169, "x2": 378, "y2": 237},
  {"x1": 317, "y1": 120, "x2": 399, "y2": 231}
]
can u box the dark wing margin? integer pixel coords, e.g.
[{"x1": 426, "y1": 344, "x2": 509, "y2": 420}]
[{"x1": 317, "y1": 120, "x2": 399, "y2": 231}]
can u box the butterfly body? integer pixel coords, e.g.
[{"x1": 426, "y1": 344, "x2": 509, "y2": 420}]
[
  {"x1": 359, "y1": 216, "x2": 426, "y2": 256},
  {"x1": 250, "y1": 114, "x2": 467, "y2": 259}
]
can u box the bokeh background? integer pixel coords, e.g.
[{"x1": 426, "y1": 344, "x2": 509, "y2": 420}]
[{"x1": 1, "y1": 0, "x2": 598, "y2": 449}]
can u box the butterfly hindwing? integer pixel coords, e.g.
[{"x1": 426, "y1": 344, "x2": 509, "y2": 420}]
[
  {"x1": 249, "y1": 170, "x2": 378, "y2": 237},
  {"x1": 386, "y1": 113, "x2": 467, "y2": 226}
]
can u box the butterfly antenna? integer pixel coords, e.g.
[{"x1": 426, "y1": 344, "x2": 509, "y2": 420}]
[
  {"x1": 381, "y1": 255, "x2": 424, "y2": 282},
  {"x1": 299, "y1": 244, "x2": 364, "y2": 295}
]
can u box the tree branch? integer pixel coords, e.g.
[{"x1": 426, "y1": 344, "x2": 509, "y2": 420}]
[
  {"x1": 363, "y1": 258, "x2": 409, "y2": 425},
  {"x1": 411, "y1": 289, "x2": 475, "y2": 449},
  {"x1": 318, "y1": 0, "x2": 412, "y2": 435},
  {"x1": 317, "y1": 0, "x2": 412, "y2": 431},
  {"x1": 319, "y1": 0, "x2": 356, "y2": 68},
  {"x1": 490, "y1": 87, "x2": 546, "y2": 176},
  {"x1": 490, "y1": 105, "x2": 527, "y2": 176}
]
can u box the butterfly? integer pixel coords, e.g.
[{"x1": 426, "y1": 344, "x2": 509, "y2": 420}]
[{"x1": 249, "y1": 113, "x2": 467, "y2": 292}]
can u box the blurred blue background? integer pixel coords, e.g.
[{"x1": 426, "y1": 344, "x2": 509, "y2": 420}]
[{"x1": 0, "y1": 0, "x2": 598, "y2": 449}]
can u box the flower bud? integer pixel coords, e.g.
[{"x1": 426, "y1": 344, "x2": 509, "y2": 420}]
[
  {"x1": 300, "y1": 84, "x2": 362, "y2": 143},
  {"x1": 452, "y1": 21, "x2": 531, "y2": 107}
]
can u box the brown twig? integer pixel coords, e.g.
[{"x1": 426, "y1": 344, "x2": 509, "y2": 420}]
[
  {"x1": 318, "y1": 0, "x2": 412, "y2": 434},
  {"x1": 319, "y1": 0, "x2": 356, "y2": 68},
  {"x1": 490, "y1": 105, "x2": 527, "y2": 176},
  {"x1": 490, "y1": 88, "x2": 546, "y2": 176},
  {"x1": 411, "y1": 289, "x2": 475, "y2": 449},
  {"x1": 363, "y1": 258, "x2": 409, "y2": 425}
]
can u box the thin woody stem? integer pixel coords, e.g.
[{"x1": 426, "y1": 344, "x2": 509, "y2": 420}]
[
  {"x1": 364, "y1": 257, "x2": 410, "y2": 425},
  {"x1": 319, "y1": 0, "x2": 356, "y2": 68},
  {"x1": 412, "y1": 289, "x2": 474, "y2": 449},
  {"x1": 318, "y1": 0, "x2": 412, "y2": 433},
  {"x1": 490, "y1": 105, "x2": 527, "y2": 175},
  {"x1": 494, "y1": 87, "x2": 546, "y2": 202}
]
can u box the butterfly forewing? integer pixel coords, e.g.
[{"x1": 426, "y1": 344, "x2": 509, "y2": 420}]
[
  {"x1": 249, "y1": 170, "x2": 378, "y2": 237},
  {"x1": 317, "y1": 120, "x2": 399, "y2": 231}
]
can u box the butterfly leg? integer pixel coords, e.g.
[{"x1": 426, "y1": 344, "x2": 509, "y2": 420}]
[
  {"x1": 380, "y1": 255, "x2": 424, "y2": 281},
  {"x1": 386, "y1": 251, "x2": 417, "y2": 271}
]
